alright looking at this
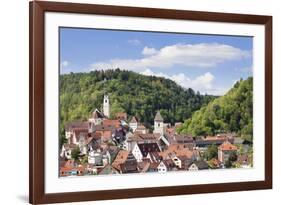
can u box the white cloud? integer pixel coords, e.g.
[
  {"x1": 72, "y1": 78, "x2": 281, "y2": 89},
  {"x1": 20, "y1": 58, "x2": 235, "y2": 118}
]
[
  {"x1": 90, "y1": 43, "x2": 251, "y2": 72},
  {"x1": 88, "y1": 43, "x2": 250, "y2": 95},
  {"x1": 142, "y1": 46, "x2": 158, "y2": 56},
  {"x1": 127, "y1": 39, "x2": 141, "y2": 46},
  {"x1": 61, "y1": 60, "x2": 69, "y2": 67},
  {"x1": 141, "y1": 69, "x2": 227, "y2": 95},
  {"x1": 60, "y1": 60, "x2": 72, "y2": 74}
]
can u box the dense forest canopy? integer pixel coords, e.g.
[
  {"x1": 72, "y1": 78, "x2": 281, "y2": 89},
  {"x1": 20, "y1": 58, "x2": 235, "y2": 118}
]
[
  {"x1": 177, "y1": 77, "x2": 253, "y2": 142},
  {"x1": 60, "y1": 69, "x2": 216, "y2": 131}
]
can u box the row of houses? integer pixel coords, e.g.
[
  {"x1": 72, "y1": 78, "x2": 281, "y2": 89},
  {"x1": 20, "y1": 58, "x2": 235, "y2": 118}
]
[{"x1": 59, "y1": 95, "x2": 249, "y2": 177}]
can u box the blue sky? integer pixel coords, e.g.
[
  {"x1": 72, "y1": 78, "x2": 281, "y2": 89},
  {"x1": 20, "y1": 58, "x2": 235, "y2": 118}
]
[{"x1": 60, "y1": 27, "x2": 253, "y2": 95}]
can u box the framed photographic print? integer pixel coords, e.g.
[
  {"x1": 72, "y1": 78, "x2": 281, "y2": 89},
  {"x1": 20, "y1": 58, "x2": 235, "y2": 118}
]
[{"x1": 29, "y1": 1, "x2": 272, "y2": 204}]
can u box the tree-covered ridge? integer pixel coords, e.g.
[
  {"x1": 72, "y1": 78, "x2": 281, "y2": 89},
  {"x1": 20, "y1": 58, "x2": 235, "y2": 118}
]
[
  {"x1": 60, "y1": 69, "x2": 216, "y2": 131},
  {"x1": 177, "y1": 77, "x2": 253, "y2": 142}
]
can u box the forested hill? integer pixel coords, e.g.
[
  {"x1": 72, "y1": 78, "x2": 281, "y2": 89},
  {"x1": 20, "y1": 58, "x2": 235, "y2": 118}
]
[
  {"x1": 177, "y1": 77, "x2": 253, "y2": 142},
  {"x1": 60, "y1": 69, "x2": 216, "y2": 130}
]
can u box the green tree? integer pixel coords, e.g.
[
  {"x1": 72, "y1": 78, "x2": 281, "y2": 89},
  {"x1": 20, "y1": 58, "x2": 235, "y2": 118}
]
[
  {"x1": 59, "y1": 135, "x2": 67, "y2": 148},
  {"x1": 228, "y1": 151, "x2": 238, "y2": 162},
  {"x1": 225, "y1": 160, "x2": 232, "y2": 168},
  {"x1": 71, "y1": 147, "x2": 81, "y2": 162},
  {"x1": 204, "y1": 144, "x2": 218, "y2": 160},
  {"x1": 60, "y1": 69, "x2": 216, "y2": 129},
  {"x1": 179, "y1": 77, "x2": 253, "y2": 141}
]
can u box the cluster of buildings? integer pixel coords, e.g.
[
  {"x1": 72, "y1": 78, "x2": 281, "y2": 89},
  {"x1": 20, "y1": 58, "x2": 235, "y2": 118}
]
[{"x1": 59, "y1": 95, "x2": 251, "y2": 177}]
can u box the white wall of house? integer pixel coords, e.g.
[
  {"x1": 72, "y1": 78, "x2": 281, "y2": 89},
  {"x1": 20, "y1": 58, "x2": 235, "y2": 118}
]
[
  {"x1": 218, "y1": 150, "x2": 224, "y2": 162},
  {"x1": 88, "y1": 151, "x2": 102, "y2": 165},
  {"x1": 60, "y1": 145, "x2": 72, "y2": 160},
  {"x1": 154, "y1": 121, "x2": 164, "y2": 135},
  {"x1": 132, "y1": 144, "x2": 143, "y2": 162},
  {"x1": 157, "y1": 161, "x2": 167, "y2": 173},
  {"x1": 129, "y1": 122, "x2": 138, "y2": 132},
  {"x1": 172, "y1": 157, "x2": 181, "y2": 168},
  {"x1": 188, "y1": 163, "x2": 199, "y2": 171}
]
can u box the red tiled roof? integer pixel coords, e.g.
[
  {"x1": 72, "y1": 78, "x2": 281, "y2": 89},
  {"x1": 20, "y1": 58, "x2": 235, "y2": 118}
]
[
  {"x1": 65, "y1": 121, "x2": 89, "y2": 131},
  {"x1": 218, "y1": 141, "x2": 238, "y2": 151},
  {"x1": 103, "y1": 119, "x2": 121, "y2": 128},
  {"x1": 112, "y1": 150, "x2": 129, "y2": 171},
  {"x1": 160, "y1": 144, "x2": 193, "y2": 159},
  {"x1": 115, "y1": 112, "x2": 127, "y2": 120}
]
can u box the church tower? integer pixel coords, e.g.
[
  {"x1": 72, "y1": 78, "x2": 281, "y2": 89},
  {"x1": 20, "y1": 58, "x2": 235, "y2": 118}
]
[
  {"x1": 153, "y1": 111, "x2": 164, "y2": 135},
  {"x1": 103, "y1": 95, "x2": 110, "y2": 118}
]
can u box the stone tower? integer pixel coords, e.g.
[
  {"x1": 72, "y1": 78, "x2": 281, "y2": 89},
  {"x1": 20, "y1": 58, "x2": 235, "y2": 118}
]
[
  {"x1": 103, "y1": 95, "x2": 110, "y2": 118},
  {"x1": 153, "y1": 111, "x2": 164, "y2": 135}
]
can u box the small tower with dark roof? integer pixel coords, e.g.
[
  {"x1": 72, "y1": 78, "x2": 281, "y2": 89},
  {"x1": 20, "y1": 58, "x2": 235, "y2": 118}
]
[{"x1": 153, "y1": 111, "x2": 164, "y2": 135}]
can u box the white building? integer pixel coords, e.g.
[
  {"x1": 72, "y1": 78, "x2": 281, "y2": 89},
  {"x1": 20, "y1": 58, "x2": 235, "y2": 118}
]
[
  {"x1": 132, "y1": 143, "x2": 143, "y2": 162},
  {"x1": 157, "y1": 161, "x2": 168, "y2": 173},
  {"x1": 153, "y1": 111, "x2": 164, "y2": 135},
  {"x1": 132, "y1": 142, "x2": 161, "y2": 162},
  {"x1": 103, "y1": 95, "x2": 110, "y2": 118},
  {"x1": 129, "y1": 116, "x2": 138, "y2": 132}
]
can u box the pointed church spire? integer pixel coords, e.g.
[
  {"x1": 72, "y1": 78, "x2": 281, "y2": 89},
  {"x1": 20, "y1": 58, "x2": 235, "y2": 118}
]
[{"x1": 154, "y1": 110, "x2": 163, "y2": 122}]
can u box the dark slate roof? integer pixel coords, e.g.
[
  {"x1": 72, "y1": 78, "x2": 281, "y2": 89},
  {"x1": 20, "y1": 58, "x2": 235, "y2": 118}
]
[
  {"x1": 126, "y1": 152, "x2": 137, "y2": 161},
  {"x1": 192, "y1": 160, "x2": 209, "y2": 170},
  {"x1": 162, "y1": 159, "x2": 175, "y2": 168},
  {"x1": 137, "y1": 143, "x2": 160, "y2": 157},
  {"x1": 91, "y1": 109, "x2": 104, "y2": 119},
  {"x1": 154, "y1": 111, "x2": 163, "y2": 121},
  {"x1": 174, "y1": 135, "x2": 194, "y2": 143},
  {"x1": 120, "y1": 161, "x2": 138, "y2": 173},
  {"x1": 120, "y1": 152, "x2": 138, "y2": 173}
]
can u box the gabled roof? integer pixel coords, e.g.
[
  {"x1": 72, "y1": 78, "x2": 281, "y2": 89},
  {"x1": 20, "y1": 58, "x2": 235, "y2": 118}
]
[
  {"x1": 136, "y1": 123, "x2": 146, "y2": 130},
  {"x1": 161, "y1": 159, "x2": 175, "y2": 168},
  {"x1": 154, "y1": 111, "x2": 163, "y2": 121},
  {"x1": 131, "y1": 133, "x2": 160, "y2": 142},
  {"x1": 120, "y1": 160, "x2": 138, "y2": 173},
  {"x1": 91, "y1": 109, "x2": 104, "y2": 119},
  {"x1": 115, "y1": 112, "x2": 128, "y2": 120},
  {"x1": 137, "y1": 161, "x2": 151, "y2": 173},
  {"x1": 191, "y1": 160, "x2": 209, "y2": 170},
  {"x1": 103, "y1": 119, "x2": 121, "y2": 128},
  {"x1": 91, "y1": 124, "x2": 115, "y2": 132},
  {"x1": 65, "y1": 121, "x2": 89, "y2": 131},
  {"x1": 120, "y1": 152, "x2": 138, "y2": 173},
  {"x1": 160, "y1": 144, "x2": 193, "y2": 159},
  {"x1": 218, "y1": 141, "x2": 238, "y2": 151},
  {"x1": 130, "y1": 116, "x2": 138, "y2": 123},
  {"x1": 137, "y1": 143, "x2": 160, "y2": 157},
  {"x1": 112, "y1": 150, "x2": 129, "y2": 171}
]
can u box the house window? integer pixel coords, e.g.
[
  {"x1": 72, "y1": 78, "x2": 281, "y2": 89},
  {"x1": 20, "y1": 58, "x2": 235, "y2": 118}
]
[
  {"x1": 105, "y1": 100, "x2": 107, "y2": 103},
  {"x1": 158, "y1": 123, "x2": 160, "y2": 127}
]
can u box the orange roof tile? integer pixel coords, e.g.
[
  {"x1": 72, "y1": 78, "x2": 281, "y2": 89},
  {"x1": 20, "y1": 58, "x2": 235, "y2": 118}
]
[
  {"x1": 103, "y1": 119, "x2": 121, "y2": 128},
  {"x1": 112, "y1": 150, "x2": 129, "y2": 171},
  {"x1": 218, "y1": 141, "x2": 237, "y2": 151}
]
